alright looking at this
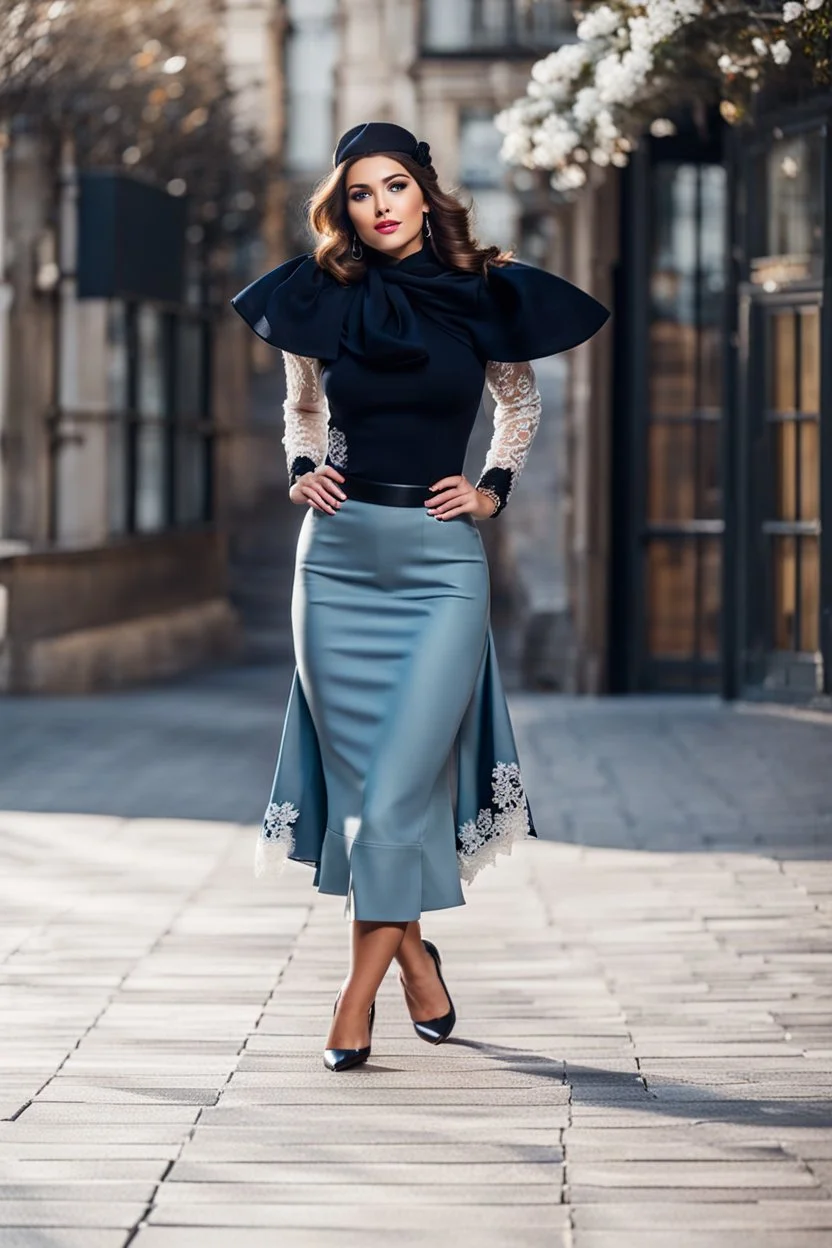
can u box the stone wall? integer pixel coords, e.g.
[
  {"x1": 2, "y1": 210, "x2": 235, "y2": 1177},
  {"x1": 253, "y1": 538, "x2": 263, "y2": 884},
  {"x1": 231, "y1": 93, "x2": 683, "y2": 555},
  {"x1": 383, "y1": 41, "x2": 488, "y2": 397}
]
[{"x1": 0, "y1": 529, "x2": 241, "y2": 693}]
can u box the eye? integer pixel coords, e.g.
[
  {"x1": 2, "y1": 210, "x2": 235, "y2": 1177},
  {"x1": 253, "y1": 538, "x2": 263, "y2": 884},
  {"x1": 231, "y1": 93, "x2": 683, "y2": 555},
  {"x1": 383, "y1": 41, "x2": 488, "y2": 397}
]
[{"x1": 349, "y1": 181, "x2": 409, "y2": 201}]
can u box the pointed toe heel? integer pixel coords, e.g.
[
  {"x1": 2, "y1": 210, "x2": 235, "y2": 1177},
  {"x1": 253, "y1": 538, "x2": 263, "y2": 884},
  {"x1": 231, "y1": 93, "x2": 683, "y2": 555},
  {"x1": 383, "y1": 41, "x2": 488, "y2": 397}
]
[
  {"x1": 322, "y1": 1044, "x2": 371, "y2": 1073},
  {"x1": 323, "y1": 994, "x2": 376, "y2": 1072},
  {"x1": 412, "y1": 938, "x2": 456, "y2": 1045}
]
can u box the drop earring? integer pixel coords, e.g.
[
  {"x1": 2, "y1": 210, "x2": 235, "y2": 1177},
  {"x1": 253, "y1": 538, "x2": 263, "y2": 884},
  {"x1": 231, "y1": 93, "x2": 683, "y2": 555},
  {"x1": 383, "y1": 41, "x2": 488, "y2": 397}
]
[
  {"x1": 423, "y1": 213, "x2": 432, "y2": 239},
  {"x1": 351, "y1": 233, "x2": 364, "y2": 260}
]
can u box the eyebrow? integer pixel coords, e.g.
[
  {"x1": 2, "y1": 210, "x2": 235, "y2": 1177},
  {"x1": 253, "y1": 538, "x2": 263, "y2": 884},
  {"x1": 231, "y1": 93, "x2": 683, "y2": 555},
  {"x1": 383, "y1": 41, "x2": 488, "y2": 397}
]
[{"x1": 347, "y1": 173, "x2": 410, "y2": 191}]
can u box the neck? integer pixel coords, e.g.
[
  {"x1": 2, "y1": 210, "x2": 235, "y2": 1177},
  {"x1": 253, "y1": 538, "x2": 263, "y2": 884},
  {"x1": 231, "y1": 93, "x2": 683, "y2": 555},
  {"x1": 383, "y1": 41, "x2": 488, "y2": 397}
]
[{"x1": 367, "y1": 237, "x2": 426, "y2": 265}]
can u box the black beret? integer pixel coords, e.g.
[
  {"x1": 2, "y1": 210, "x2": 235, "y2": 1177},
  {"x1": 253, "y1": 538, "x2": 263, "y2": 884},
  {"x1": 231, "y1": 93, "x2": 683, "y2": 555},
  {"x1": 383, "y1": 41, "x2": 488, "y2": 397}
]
[{"x1": 333, "y1": 121, "x2": 432, "y2": 170}]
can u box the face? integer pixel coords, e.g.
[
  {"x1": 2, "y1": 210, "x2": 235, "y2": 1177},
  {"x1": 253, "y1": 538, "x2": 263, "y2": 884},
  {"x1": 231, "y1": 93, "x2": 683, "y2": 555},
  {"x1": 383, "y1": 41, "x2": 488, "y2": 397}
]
[{"x1": 345, "y1": 155, "x2": 429, "y2": 261}]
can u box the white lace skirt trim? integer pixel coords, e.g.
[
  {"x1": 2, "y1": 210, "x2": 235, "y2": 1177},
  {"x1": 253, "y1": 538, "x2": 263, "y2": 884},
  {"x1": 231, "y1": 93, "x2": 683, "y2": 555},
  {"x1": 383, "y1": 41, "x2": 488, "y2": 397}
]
[
  {"x1": 254, "y1": 767, "x2": 533, "y2": 887},
  {"x1": 254, "y1": 801, "x2": 299, "y2": 879},
  {"x1": 457, "y1": 761, "x2": 533, "y2": 884}
]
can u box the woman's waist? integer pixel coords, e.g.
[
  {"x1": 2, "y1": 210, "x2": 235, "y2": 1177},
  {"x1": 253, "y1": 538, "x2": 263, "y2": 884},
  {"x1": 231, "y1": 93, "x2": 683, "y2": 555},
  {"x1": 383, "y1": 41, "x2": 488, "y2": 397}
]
[
  {"x1": 323, "y1": 434, "x2": 469, "y2": 499},
  {"x1": 338, "y1": 473, "x2": 437, "y2": 508}
]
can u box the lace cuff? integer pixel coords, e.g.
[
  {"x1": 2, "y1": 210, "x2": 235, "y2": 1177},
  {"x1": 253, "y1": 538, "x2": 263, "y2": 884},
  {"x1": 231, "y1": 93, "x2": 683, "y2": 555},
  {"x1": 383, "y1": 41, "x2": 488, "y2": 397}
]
[
  {"x1": 475, "y1": 360, "x2": 542, "y2": 517},
  {"x1": 282, "y1": 352, "x2": 328, "y2": 483}
]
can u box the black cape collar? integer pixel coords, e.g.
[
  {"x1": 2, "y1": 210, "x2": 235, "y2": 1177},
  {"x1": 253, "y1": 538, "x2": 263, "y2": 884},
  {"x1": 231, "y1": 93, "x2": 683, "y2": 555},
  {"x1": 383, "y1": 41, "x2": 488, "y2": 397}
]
[{"x1": 231, "y1": 241, "x2": 609, "y2": 369}]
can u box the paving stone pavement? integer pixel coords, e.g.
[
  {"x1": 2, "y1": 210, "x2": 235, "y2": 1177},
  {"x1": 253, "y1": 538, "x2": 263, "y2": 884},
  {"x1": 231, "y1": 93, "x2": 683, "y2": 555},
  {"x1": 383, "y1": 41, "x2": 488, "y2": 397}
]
[{"x1": 2, "y1": 666, "x2": 832, "y2": 1247}]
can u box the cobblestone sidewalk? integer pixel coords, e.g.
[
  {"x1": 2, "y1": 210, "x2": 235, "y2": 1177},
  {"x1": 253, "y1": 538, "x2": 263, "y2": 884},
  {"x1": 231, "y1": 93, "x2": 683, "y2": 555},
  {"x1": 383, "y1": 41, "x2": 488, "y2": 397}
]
[{"x1": 2, "y1": 669, "x2": 832, "y2": 1247}]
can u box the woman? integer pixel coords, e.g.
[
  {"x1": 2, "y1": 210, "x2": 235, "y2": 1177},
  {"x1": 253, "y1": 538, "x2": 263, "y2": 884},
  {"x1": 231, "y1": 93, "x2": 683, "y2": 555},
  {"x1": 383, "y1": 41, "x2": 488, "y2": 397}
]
[{"x1": 231, "y1": 121, "x2": 608, "y2": 1072}]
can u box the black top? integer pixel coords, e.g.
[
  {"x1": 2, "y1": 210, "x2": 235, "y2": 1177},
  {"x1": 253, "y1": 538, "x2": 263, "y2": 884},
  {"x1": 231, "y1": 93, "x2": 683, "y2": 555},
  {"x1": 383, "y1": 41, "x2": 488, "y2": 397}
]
[{"x1": 230, "y1": 240, "x2": 609, "y2": 511}]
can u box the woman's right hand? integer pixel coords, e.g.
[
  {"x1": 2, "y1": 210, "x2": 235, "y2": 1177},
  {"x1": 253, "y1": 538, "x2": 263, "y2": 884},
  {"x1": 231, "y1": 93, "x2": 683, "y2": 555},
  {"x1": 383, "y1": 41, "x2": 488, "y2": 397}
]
[{"x1": 289, "y1": 465, "x2": 347, "y2": 514}]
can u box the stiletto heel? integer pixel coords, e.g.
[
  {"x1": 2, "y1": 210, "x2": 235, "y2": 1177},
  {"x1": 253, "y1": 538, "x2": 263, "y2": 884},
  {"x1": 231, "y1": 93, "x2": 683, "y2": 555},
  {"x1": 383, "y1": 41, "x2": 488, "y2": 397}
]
[
  {"x1": 411, "y1": 938, "x2": 456, "y2": 1044},
  {"x1": 323, "y1": 990, "x2": 376, "y2": 1072}
]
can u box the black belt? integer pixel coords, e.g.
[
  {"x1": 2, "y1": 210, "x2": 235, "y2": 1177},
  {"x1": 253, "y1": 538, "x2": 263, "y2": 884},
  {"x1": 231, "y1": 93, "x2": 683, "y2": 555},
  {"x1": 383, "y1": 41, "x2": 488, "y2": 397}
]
[{"x1": 342, "y1": 474, "x2": 435, "y2": 508}]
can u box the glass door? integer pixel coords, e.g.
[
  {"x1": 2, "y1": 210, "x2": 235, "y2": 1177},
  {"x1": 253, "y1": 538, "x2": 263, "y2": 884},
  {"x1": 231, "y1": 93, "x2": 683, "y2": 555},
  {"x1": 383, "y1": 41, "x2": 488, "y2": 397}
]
[
  {"x1": 641, "y1": 162, "x2": 726, "y2": 689},
  {"x1": 753, "y1": 298, "x2": 823, "y2": 690}
]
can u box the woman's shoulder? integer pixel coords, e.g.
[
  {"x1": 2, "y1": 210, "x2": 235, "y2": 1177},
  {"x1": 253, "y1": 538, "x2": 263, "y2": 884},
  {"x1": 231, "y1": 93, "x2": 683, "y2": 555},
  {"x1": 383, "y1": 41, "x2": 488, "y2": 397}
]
[{"x1": 230, "y1": 252, "x2": 351, "y2": 360}]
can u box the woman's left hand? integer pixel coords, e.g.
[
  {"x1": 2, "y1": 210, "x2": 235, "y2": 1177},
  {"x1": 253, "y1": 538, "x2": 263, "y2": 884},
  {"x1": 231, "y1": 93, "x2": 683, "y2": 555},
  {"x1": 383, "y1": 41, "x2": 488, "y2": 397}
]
[{"x1": 425, "y1": 473, "x2": 498, "y2": 521}]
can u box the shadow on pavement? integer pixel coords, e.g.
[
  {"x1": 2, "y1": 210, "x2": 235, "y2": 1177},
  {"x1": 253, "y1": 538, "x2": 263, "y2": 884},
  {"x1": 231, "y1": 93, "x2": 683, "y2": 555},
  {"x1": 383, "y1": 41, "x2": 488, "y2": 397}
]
[{"x1": 452, "y1": 1038, "x2": 832, "y2": 1129}]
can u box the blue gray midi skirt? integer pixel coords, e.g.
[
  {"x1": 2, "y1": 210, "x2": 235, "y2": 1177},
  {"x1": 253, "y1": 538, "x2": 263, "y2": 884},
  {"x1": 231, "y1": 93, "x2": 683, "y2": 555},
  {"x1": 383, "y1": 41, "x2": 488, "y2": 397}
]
[{"x1": 255, "y1": 494, "x2": 536, "y2": 921}]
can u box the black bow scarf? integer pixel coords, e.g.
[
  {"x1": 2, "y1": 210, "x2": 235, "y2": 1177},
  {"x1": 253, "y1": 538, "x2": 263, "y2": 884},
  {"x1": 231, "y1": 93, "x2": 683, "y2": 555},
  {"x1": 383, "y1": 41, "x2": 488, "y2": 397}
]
[{"x1": 230, "y1": 241, "x2": 609, "y2": 369}]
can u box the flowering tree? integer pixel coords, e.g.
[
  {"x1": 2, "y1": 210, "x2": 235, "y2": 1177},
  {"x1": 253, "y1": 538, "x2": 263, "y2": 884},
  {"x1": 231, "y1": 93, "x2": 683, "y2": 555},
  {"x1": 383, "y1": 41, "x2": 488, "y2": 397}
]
[
  {"x1": 0, "y1": 0, "x2": 264, "y2": 237},
  {"x1": 497, "y1": 0, "x2": 830, "y2": 191}
]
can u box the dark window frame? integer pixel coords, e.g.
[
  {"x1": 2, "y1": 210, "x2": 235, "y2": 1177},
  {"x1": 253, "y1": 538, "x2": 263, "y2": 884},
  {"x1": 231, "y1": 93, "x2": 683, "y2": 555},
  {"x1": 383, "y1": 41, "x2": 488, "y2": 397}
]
[
  {"x1": 112, "y1": 297, "x2": 215, "y2": 536},
  {"x1": 728, "y1": 103, "x2": 832, "y2": 700},
  {"x1": 611, "y1": 125, "x2": 727, "y2": 694},
  {"x1": 419, "y1": 0, "x2": 574, "y2": 56}
]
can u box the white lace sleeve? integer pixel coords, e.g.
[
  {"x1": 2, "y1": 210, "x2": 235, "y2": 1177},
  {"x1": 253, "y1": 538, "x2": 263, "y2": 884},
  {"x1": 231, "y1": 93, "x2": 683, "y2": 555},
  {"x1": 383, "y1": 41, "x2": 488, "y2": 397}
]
[
  {"x1": 475, "y1": 360, "x2": 542, "y2": 517},
  {"x1": 281, "y1": 352, "x2": 329, "y2": 483}
]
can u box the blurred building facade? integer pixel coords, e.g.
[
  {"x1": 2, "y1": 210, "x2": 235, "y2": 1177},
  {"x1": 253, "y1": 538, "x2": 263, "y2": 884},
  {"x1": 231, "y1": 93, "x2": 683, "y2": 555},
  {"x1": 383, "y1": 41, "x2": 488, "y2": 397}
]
[
  {"x1": 0, "y1": 1, "x2": 288, "y2": 694},
  {"x1": 566, "y1": 84, "x2": 832, "y2": 709},
  {"x1": 0, "y1": 136, "x2": 244, "y2": 694}
]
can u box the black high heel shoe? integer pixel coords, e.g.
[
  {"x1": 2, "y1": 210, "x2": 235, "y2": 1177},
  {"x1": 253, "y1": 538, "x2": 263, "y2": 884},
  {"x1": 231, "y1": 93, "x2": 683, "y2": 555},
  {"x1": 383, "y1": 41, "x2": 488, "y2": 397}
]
[
  {"x1": 323, "y1": 990, "x2": 376, "y2": 1072},
  {"x1": 411, "y1": 938, "x2": 456, "y2": 1044}
]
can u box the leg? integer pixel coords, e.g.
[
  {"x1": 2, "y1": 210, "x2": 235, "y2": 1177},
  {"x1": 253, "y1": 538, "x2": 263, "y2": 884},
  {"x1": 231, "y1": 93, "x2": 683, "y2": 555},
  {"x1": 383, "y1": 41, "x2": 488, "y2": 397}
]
[
  {"x1": 395, "y1": 920, "x2": 451, "y2": 1022},
  {"x1": 326, "y1": 919, "x2": 407, "y2": 1049}
]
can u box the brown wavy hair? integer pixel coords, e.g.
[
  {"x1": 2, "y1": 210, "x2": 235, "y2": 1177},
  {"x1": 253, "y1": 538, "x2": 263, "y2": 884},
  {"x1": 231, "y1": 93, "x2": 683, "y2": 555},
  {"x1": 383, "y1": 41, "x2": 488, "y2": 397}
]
[{"x1": 307, "y1": 151, "x2": 514, "y2": 285}]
